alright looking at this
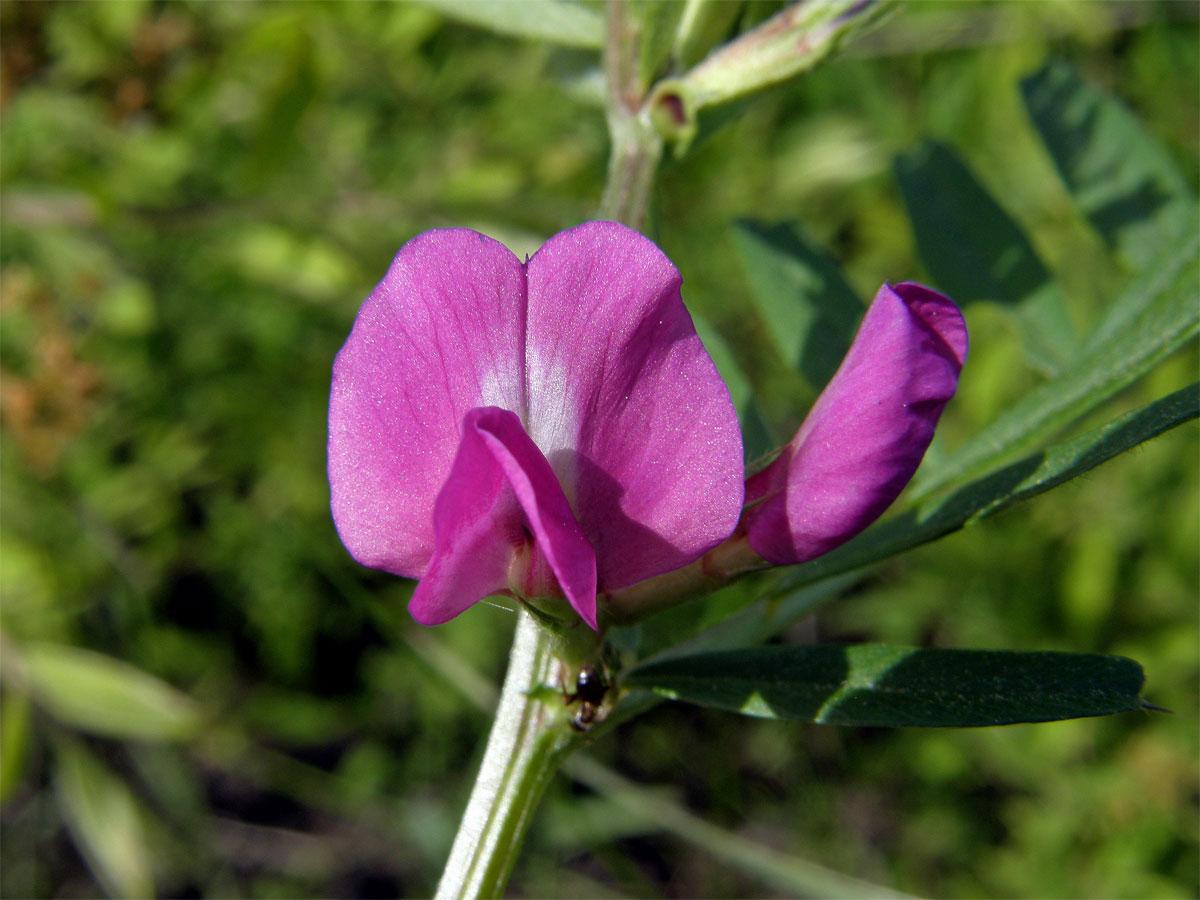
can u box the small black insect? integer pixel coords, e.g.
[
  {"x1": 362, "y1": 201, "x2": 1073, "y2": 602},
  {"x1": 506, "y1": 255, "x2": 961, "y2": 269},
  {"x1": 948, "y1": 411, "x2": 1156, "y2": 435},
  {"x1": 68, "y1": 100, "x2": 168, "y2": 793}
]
[{"x1": 564, "y1": 663, "x2": 608, "y2": 732}]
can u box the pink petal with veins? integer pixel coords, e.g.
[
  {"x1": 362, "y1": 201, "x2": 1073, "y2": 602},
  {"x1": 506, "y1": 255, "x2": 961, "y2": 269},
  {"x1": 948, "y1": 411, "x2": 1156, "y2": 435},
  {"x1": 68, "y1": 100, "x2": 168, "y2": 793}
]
[
  {"x1": 330, "y1": 223, "x2": 743, "y2": 626},
  {"x1": 329, "y1": 229, "x2": 527, "y2": 578}
]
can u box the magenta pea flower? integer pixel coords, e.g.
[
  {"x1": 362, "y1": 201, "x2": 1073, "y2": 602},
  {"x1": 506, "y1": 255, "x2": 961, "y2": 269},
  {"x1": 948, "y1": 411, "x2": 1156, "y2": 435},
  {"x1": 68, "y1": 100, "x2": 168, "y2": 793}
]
[
  {"x1": 741, "y1": 282, "x2": 968, "y2": 565},
  {"x1": 328, "y1": 223, "x2": 967, "y2": 631},
  {"x1": 328, "y1": 222, "x2": 745, "y2": 630}
]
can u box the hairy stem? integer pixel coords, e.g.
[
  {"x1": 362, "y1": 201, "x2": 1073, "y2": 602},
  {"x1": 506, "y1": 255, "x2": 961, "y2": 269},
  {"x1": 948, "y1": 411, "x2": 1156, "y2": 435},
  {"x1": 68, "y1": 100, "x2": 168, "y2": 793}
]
[
  {"x1": 434, "y1": 613, "x2": 576, "y2": 899},
  {"x1": 436, "y1": 6, "x2": 672, "y2": 895}
]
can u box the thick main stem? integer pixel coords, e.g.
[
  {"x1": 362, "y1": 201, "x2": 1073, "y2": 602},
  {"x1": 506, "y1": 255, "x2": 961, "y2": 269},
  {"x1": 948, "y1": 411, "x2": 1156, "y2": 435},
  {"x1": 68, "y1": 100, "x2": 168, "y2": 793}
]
[
  {"x1": 436, "y1": 6, "x2": 663, "y2": 896},
  {"x1": 599, "y1": 112, "x2": 663, "y2": 231},
  {"x1": 434, "y1": 613, "x2": 575, "y2": 899},
  {"x1": 598, "y1": 0, "x2": 663, "y2": 231}
]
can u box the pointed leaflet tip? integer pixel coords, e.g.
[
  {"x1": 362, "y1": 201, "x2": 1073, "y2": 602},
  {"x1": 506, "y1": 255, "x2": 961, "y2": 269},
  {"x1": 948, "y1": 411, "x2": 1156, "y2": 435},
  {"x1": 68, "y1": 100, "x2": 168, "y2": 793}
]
[{"x1": 744, "y1": 282, "x2": 966, "y2": 565}]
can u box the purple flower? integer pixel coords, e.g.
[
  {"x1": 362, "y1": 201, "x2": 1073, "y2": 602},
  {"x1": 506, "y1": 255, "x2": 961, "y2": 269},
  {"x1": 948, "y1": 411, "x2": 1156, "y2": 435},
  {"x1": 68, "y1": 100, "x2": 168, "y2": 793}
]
[
  {"x1": 328, "y1": 222, "x2": 745, "y2": 629},
  {"x1": 328, "y1": 224, "x2": 967, "y2": 630},
  {"x1": 741, "y1": 282, "x2": 968, "y2": 565}
]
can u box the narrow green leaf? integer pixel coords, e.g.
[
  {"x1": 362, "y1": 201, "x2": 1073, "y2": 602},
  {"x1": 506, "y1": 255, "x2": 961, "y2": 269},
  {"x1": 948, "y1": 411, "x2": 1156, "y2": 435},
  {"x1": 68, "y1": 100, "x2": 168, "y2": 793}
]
[
  {"x1": 785, "y1": 383, "x2": 1199, "y2": 591},
  {"x1": 914, "y1": 230, "x2": 1198, "y2": 499},
  {"x1": 1022, "y1": 58, "x2": 1198, "y2": 270},
  {"x1": 417, "y1": 0, "x2": 604, "y2": 48},
  {"x1": 1080, "y1": 232, "x2": 1200, "y2": 356},
  {"x1": 634, "y1": 0, "x2": 687, "y2": 87},
  {"x1": 626, "y1": 645, "x2": 1147, "y2": 727},
  {"x1": 0, "y1": 689, "x2": 32, "y2": 804},
  {"x1": 894, "y1": 140, "x2": 1076, "y2": 373},
  {"x1": 732, "y1": 220, "x2": 865, "y2": 391},
  {"x1": 673, "y1": 0, "x2": 744, "y2": 69},
  {"x1": 23, "y1": 643, "x2": 202, "y2": 741},
  {"x1": 636, "y1": 571, "x2": 864, "y2": 664},
  {"x1": 54, "y1": 739, "x2": 156, "y2": 898},
  {"x1": 564, "y1": 755, "x2": 913, "y2": 899}
]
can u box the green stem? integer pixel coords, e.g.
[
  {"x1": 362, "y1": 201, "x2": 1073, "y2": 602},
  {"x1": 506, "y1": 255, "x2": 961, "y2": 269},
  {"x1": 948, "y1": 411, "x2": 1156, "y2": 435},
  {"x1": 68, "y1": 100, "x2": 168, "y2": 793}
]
[
  {"x1": 599, "y1": 111, "x2": 663, "y2": 231},
  {"x1": 436, "y1": 6, "x2": 666, "y2": 895},
  {"x1": 434, "y1": 613, "x2": 576, "y2": 899},
  {"x1": 598, "y1": 0, "x2": 663, "y2": 230}
]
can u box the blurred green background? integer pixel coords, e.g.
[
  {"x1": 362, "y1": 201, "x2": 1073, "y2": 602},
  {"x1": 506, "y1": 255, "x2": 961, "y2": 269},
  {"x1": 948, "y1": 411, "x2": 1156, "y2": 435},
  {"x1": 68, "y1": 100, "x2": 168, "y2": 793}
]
[{"x1": 1, "y1": 1, "x2": 1196, "y2": 897}]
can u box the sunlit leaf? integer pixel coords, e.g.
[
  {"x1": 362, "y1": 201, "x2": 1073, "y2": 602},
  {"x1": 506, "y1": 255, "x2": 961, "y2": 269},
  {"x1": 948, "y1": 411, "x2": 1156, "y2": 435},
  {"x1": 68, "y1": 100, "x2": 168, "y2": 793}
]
[
  {"x1": 785, "y1": 382, "x2": 1199, "y2": 590},
  {"x1": 1022, "y1": 59, "x2": 1198, "y2": 270},
  {"x1": 732, "y1": 220, "x2": 864, "y2": 391},
  {"x1": 634, "y1": 0, "x2": 687, "y2": 87},
  {"x1": 914, "y1": 230, "x2": 1198, "y2": 498},
  {"x1": 417, "y1": 0, "x2": 604, "y2": 48},
  {"x1": 894, "y1": 140, "x2": 1077, "y2": 374},
  {"x1": 672, "y1": 0, "x2": 744, "y2": 69},
  {"x1": 0, "y1": 689, "x2": 33, "y2": 804},
  {"x1": 54, "y1": 738, "x2": 156, "y2": 899},
  {"x1": 626, "y1": 644, "x2": 1147, "y2": 726},
  {"x1": 22, "y1": 643, "x2": 202, "y2": 742}
]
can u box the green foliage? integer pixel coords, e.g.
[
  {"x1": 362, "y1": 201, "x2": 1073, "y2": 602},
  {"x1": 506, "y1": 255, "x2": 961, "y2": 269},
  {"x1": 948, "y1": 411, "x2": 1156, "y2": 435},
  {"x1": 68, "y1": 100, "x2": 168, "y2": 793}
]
[
  {"x1": 913, "y1": 229, "x2": 1198, "y2": 498},
  {"x1": 0, "y1": 2, "x2": 1195, "y2": 898},
  {"x1": 894, "y1": 140, "x2": 1077, "y2": 374},
  {"x1": 1021, "y1": 58, "x2": 1198, "y2": 270},
  {"x1": 0, "y1": 690, "x2": 32, "y2": 805},
  {"x1": 628, "y1": 645, "x2": 1147, "y2": 726},
  {"x1": 782, "y1": 382, "x2": 1199, "y2": 592},
  {"x1": 53, "y1": 739, "x2": 156, "y2": 899},
  {"x1": 731, "y1": 220, "x2": 862, "y2": 395},
  {"x1": 417, "y1": 0, "x2": 604, "y2": 49},
  {"x1": 21, "y1": 643, "x2": 202, "y2": 742}
]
